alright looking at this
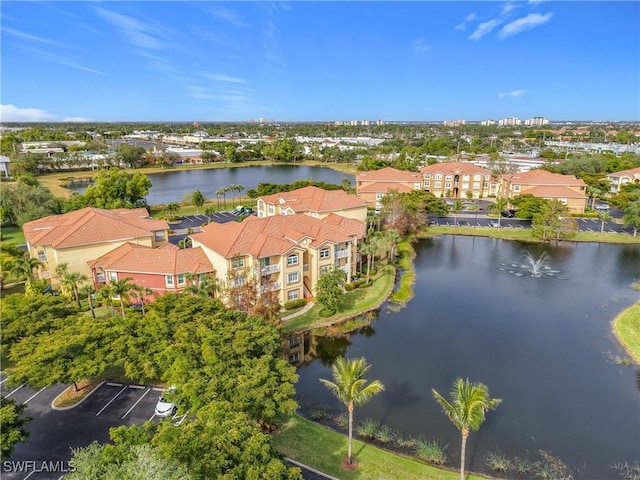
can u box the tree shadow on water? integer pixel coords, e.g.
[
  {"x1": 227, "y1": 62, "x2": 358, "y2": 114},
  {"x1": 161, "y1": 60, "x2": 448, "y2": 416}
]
[{"x1": 379, "y1": 379, "x2": 423, "y2": 425}]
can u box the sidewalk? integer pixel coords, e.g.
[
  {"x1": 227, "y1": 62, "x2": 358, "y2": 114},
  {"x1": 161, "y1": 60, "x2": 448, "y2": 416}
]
[{"x1": 281, "y1": 302, "x2": 315, "y2": 321}]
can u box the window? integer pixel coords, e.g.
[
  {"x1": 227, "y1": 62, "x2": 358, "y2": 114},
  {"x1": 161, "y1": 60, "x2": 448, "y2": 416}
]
[
  {"x1": 462, "y1": 174, "x2": 470, "y2": 181},
  {"x1": 287, "y1": 289, "x2": 299, "y2": 301},
  {"x1": 177, "y1": 274, "x2": 185, "y2": 285},
  {"x1": 445, "y1": 182, "x2": 452, "y2": 188},
  {"x1": 424, "y1": 173, "x2": 431, "y2": 179},
  {"x1": 37, "y1": 251, "x2": 47, "y2": 261},
  {"x1": 514, "y1": 185, "x2": 521, "y2": 192},
  {"x1": 424, "y1": 180, "x2": 430, "y2": 187},
  {"x1": 434, "y1": 181, "x2": 442, "y2": 188},
  {"x1": 375, "y1": 193, "x2": 383, "y2": 200},
  {"x1": 232, "y1": 276, "x2": 246, "y2": 287},
  {"x1": 473, "y1": 182, "x2": 480, "y2": 188},
  {"x1": 166, "y1": 275, "x2": 174, "y2": 287},
  {"x1": 413, "y1": 183, "x2": 421, "y2": 189},
  {"x1": 462, "y1": 183, "x2": 469, "y2": 190},
  {"x1": 268, "y1": 205, "x2": 274, "y2": 214},
  {"x1": 435, "y1": 174, "x2": 443, "y2": 180},
  {"x1": 232, "y1": 257, "x2": 245, "y2": 269},
  {"x1": 287, "y1": 272, "x2": 299, "y2": 284},
  {"x1": 483, "y1": 182, "x2": 488, "y2": 188},
  {"x1": 154, "y1": 231, "x2": 164, "y2": 242},
  {"x1": 287, "y1": 254, "x2": 298, "y2": 266},
  {"x1": 558, "y1": 198, "x2": 568, "y2": 205},
  {"x1": 320, "y1": 248, "x2": 330, "y2": 259},
  {"x1": 108, "y1": 271, "x2": 118, "y2": 282},
  {"x1": 445, "y1": 175, "x2": 453, "y2": 181},
  {"x1": 474, "y1": 174, "x2": 482, "y2": 181}
]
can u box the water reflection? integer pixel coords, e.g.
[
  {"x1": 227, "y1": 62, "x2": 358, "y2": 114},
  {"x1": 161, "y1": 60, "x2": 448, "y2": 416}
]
[{"x1": 293, "y1": 237, "x2": 640, "y2": 480}]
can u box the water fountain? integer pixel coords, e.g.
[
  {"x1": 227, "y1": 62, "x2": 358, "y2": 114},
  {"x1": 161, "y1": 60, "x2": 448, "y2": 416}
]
[{"x1": 498, "y1": 251, "x2": 561, "y2": 278}]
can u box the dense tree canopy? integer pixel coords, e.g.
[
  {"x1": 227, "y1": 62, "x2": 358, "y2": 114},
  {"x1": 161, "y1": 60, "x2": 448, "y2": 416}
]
[
  {"x1": 76, "y1": 169, "x2": 151, "y2": 209},
  {"x1": 0, "y1": 181, "x2": 62, "y2": 226},
  {"x1": 0, "y1": 397, "x2": 31, "y2": 461}
]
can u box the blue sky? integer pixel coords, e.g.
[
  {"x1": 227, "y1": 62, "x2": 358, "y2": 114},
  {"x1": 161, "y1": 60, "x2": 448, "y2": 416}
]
[{"x1": 1, "y1": 1, "x2": 638, "y2": 123}]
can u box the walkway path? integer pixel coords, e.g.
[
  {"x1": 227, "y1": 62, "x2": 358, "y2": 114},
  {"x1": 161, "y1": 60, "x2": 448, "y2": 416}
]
[{"x1": 281, "y1": 302, "x2": 315, "y2": 321}]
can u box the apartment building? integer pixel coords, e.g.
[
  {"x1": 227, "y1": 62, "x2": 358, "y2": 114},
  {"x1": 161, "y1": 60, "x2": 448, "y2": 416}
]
[
  {"x1": 256, "y1": 185, "x2": 368, "y2": 223},
  {"x1": 22, "y1": 207, "x2": 169, "y2": 286},
  {"x1": 498, "y1": 169, "x2": 588, "y2": 213},
  {"x1": 606, "y1": 166, "x2": 640, "y2": 194},
  {"x1": 190, "y1": 213, "x2": 365, "y2": 307},
  {"x1": 356, "y1": 167, "x2": 423, "y2": 210},
  {"x1": 88, "y1": 242, "x2": 214, "y2": 297},
  {"x1": 420, "y1": 162, "x2": 494, "y2": 198}
]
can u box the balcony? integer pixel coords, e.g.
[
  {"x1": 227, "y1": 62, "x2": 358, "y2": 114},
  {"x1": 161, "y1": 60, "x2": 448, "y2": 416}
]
[
  {"x1": 260, "y1": 282, "x2": 281, "y2": 293},
  {"x1": 96, "y1": 274, "x2": 106, "y2": 283},
  {"x1": 335, "y1": 250, "x2": 349, "y2": 259},
  {"x1": 260, "y1": 264, "x2": 281, "y2": 275}
]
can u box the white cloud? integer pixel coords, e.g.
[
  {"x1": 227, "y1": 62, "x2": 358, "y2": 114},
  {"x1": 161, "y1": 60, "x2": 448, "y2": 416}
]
[
  {"x1": 61, "y1": 116, "x2": 92, "y2": 123},
  {"x1": 2, "y1": 27, "x2": 65, "y2": 47},
  {"x1": 209, "y1": 6, "x2": 248, "y2": 28},
  {"x1": 20, "y1": 45, "x2": 105, "y2": 75},
  {"x1": 501, "y1": 3, "x2": 519, "y2": 16},
  {"x1": 455, "y1": 13, "x2": 478, "y2": 31},
  {"x1": 1, "y1": 104, "x2": 54, "y2": 122},
  {"x1": 95, "y1": 7, "x2": 163, "y2": 50},
  {"x1": 469, "y1": 19, "x2": 501, "y2": 41},
  {"x1": 498, "y1": 90, "x2": 526, "y2": 98},
  {"x1": 499, "y1": 12, "x2": 553, "y2": 39},
  {"x1": 205, "y1": 73, "x2": 248, "y2": 84},
  {"x1": 411, "y1": 38, "x2": 431, "y2": 53}
]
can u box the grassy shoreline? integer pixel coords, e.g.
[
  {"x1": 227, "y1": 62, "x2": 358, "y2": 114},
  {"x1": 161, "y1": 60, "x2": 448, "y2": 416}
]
[
  {"x1": 612, "y1": 302, "x2": 640, "y2": 365},
  {"x1": 273, "y1": 415, "x2": 492, "y2": 480}
]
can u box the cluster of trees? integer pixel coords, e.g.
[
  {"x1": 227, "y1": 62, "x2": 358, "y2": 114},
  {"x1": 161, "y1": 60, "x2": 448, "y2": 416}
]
[{"x1": 1, "y1": 293, "x2": 301, "y2": 478}]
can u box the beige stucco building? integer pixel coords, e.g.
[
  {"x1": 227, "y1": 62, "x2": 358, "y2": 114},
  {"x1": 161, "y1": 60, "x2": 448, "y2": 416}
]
[
  {"x1": 606, "y1": 166, "x2": 640, "y2": 195},
  {"x1": 22, "y1": 207, "x2": 169, "y2": 287},
  {"x1": 497, "y1": 169, "x2": 588, "y2": 213},
  {"x1": 256, "y1": 185, "x2": 368, "y2": 223},
  {"x1": 419, "y1": 162, "x2": 494, "y2": 199},
  {"x1": 190, "y1": 213, "x2": 365, "y2": 307},
  {"x1": 356, "y1": 167, "x2": 423, "y2": 210}
]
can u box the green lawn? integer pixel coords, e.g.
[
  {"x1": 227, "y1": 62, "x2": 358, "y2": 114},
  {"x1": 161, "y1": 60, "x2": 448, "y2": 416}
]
[
  {"x1": 272, "y1": 415, "x2": 491, "y2": 480},
  {"x1": 1, "y1": 225, "x2": 26, "y2": 245},
  {"x1": 282, "y1": 265, "x2": 396, "y2": 333},
  {"x1": 613, "y1": 303, "x2": 640, "y2": 364}
]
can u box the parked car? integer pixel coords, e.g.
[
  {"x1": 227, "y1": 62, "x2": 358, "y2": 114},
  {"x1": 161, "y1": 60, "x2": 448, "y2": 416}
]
[
  {"x1": 500, "y1": 210, "x2": 516, "y2": 218},
  {"x1": 155, "y1": 387, "x2": 177, "y2": 417},
  {"x1": 489, "y1": 221, "x2": 501, "y2": 228},
  {"x1": 594, "y1": 203, "x2": 610, "y2": 212}
]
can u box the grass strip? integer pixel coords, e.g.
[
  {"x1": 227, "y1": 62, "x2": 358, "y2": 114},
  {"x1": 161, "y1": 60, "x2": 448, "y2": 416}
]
[
  {"x1": 390, "y1": 239, "x2": 416, "y2": 305},
  {"x1": 272, "y1": 415, "x2": 490, "y2": 480},
  {"x1": 613, "y1": 303, "x2": 640, "y2": 364}
]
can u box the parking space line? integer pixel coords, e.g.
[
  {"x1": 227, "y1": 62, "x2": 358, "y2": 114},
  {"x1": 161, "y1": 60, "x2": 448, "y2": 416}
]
[
  {"x1": 106, "y1": 382, "x2": 123, "y2": 387},
  {"x1": 122, "y1": 387, "x2": 151, "y2": 419},
  {"x1": 96, "y1": 385, "x2": 127, "y2": 416},
  {"x1": 24, "y1": 387, "x2": 46, "y2": 404},
  {"x1": 23, "y1": 471, "x2": 36, "y2": 480},
  {"x1": 0, "y1": 377, "x2": 9, "y2": 385},
  {"x1": 149, "y1": 412, "x2": 157, "y2": 421},
  {"x1": 6, "y1": 383, "x2": 25, "y2": 398},
  {"x1": 129, "y1": 384, "x2": 145, "y2": 390}
]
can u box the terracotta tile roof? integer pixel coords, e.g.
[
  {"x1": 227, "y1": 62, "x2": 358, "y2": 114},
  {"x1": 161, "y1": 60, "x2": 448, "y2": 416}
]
[
  {"x1": 607, "y1": 166, "x2": 640, "y2": 178},
  {"x1": 358, "y1": 182, "x2": 414, "y2": 193},
  {"x1": 420, "y1": 161, "x2": 492, "y2": 176},
  {"x1": 356, "y1": 167, "x2": 422, "y2": 183},
  {"x1": 190, "y1": 213, "x2": 365, "y2": 259},
  {"x1": 23, "y1": 207, "x2": 168, "y2": 248},
  {"x1": 524, "y1": 185, "x2": 588, "y2": 199},
  {"x1": 259, "y1": 186, "x2": 367, "y2": 213},
  {"x1": 88, "y1": 242, "x2": 214, "y2": 275},
  {"x1": 501, "y1": 169, "x2": 586, "y2": 187}
]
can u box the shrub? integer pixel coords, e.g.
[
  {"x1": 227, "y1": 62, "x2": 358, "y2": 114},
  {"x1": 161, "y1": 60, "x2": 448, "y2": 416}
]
[
  {"x1": 356, "y1": 418, "x2": 379, "y2": 440},
  {"x1": 319, "y1": 308, "x2": 335, "y2": 318},
  {"x1": 309, "y1": 404, "x2": 331, "y2": 421},
  {"x1": 396, "y1": 436, "x2": 418, "y2": 449},
  {"x1": 512, "y1": 456, "x2": 533, "y2": 475},
  {"x1": 374, "y1": 424, "x2": 395, "y2": 444},
  {"x1": 485, "y1": 450, "x2": 512, "y2": 473},
  {"x1": 284, "y1": 298, "x2": 307, "y2": 310},
  {"x1": 415, "y1": 438, "x2": 448, "y2": 466},
  {"x1": 612, "y1": 461, "x2": 640, "y2": 480},
  {"x1": 333, "y1": 413, "x2": 349, "y2": 429},
  {"x1": 344, "y1": 282, "x2": 357, "y2": 291}
]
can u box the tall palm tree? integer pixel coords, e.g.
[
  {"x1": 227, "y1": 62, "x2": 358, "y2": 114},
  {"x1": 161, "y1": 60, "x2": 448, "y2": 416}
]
[
  {"x1": 432, "y1": 378, "x2": 502, "y2": 480},
  {"x1": 598, "y1": 210, "x2": 612, "y2": 235},
  {"x1": 130, "y1": 284, "x2": 153, "y2": 315},
  {"x1": 384, "y1": 228, "x2": 401, "y2": 261},
  {"x1": 320, "y1": 357, "x2": 385, "y2": 466},
  {"x1": 183, "y1": 273, "x2": 218, "y2": 298},
  {"x1": 215, "y1": 187, "x2": 228, "y2": 210},
  {"x1": 79, "y1": 284, "x2": 97, "y2": 318},
  {"x1": 108, "y1": 277, "x2": 135, "y2": 317},
  {"x1": 489, "y1": 198, "x2": 508, "y2": 227},
  {"x1": 56, "y1": 263, "x2": 88, "y2": 309},
  {"x1": 359, "y1": 242, "x2": 375, "y2": 283},
  {"x1": 451, "y1": 199, "x2": 464, "y2": 227}
]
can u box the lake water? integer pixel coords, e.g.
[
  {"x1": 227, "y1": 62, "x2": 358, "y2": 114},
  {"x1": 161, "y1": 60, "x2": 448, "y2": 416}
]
[
  {"x1": 67, "y1": 165, "x2": 354, "y2": 206},
  {"x1": 294, "y1": 237, "x2": 640, "y2": 479}
]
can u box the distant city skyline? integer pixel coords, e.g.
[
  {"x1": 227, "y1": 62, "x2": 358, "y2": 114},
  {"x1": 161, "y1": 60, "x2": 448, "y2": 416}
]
[{"x1": 1, "y1": 1, "x2": 638, "y2": 123}]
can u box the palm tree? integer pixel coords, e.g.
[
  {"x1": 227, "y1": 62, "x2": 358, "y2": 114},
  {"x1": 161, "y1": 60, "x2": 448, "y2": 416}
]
[
  {"x1": 599, "y1": 210, "x2": 612, "y2": 235},
  {"x1": 489, "y1": 198, "x2": 508, "y2": 227},
  {"x1": 108, "y1": 277, "x2": 135, "y2": 317},
  {"x1": 8, "y1": 256, "x2": 43, "y2": 288},
  {"x1": 432, "y1": 378, "x2": 502, "y2": 480},
  {"x1": 320, "y1": 357, "x2": 385, "y2": 466},
  {"x1": 215, "y1": 187, "x2": 228, "y2": 210},
  {"x1": 130, "y1": 284, "x2": 153, "y2": 315},
  {"x1": 231, "y1": 184, "x2": 245, "y2": 202},
  {"x1": 359, "y1": 242, "x2": 375, "y2": 283},
  {"x1": 451, "y1": 200, "x2": 464, "y2": 227},
  {"x1": 56, "y1": 263, "x2": 88, "y2": 309},
  {"x1": 183, "y1": 273, "x2": 218, "y2": 298},
  {"x1": 384, "y1": 228, "x2": 401, "y2": 261}
]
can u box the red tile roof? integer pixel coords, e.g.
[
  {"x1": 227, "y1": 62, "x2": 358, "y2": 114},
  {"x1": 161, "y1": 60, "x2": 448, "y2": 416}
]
[
  {"x1": 501, "y1": 169, "x2": 586, "y2": 187},
  {"x1": 259, "y1": 186, "x2": 367, "y2": 213},
  {"x1": 23, "y1": 207, "x2": 168, "y2": 248},
  {"x1": 356, "y1": 167, "x2": 422, "y2": 182},
  {"x1": 358, "y1": 182, "x2": 414, "y2": 194},
  {"x1": 524, "y1": 185, "x2": 587, "y2": 199},
  {"x1": 191, "y1": 213, "x2": 365, "y2": 259},
  {"x1": 607, "y1": 166, "x2": 640, "y2": 178},
  {"x1": 88, "y1": 242, "x2": 214, "y2": 275},
  {"x1": 420, "y1": 162, "x2": 491, "y2": 176}
]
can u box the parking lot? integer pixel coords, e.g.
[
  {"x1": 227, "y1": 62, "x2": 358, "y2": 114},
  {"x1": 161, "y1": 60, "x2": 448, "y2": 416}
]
[{"x1": 1, "y1": 374, "x2": 182, "y2": 480}]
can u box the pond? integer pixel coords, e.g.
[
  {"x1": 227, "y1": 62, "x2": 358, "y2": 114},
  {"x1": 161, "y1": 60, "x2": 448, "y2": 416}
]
[
  {"x1": 293, "y1": 237, "x2": 640, "y2": 479},
  {"x1": 67, "y1": 165, "x2": 354, "y2": 206}
]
